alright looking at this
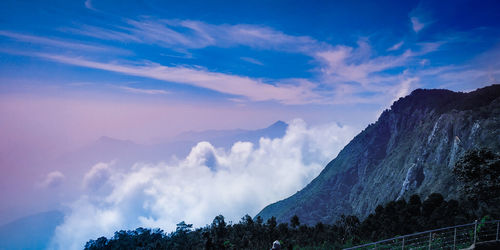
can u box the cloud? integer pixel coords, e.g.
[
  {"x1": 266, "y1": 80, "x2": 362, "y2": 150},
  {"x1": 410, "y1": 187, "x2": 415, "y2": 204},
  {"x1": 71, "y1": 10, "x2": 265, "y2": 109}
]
[
  {"x1": 15, "y1": 18, "x2": 447, "y2": 106},
  {"x1": 35, "y1": 53, "x2": 321, "y2": 104},
  {"x1": 50, "y1": 119, "x2": 358, "y2": 249},
  {"x1": 310, "y1": 38, "x2": 442, "y2": 105},
  {"x1": 315, "y1": 43, "x2": 412, "y2": 85},
  {"x1": 2, "y1": 17, "x2": 447, "y2": 106},
  {"x1": 240, "y1": 57, "x2": 264, "y2": 66},
  {"x1": 117, "y1": 86, "x2": 169, "y2": 95},
  {"x1": 68, "y1": 18, "x2": 323, "y2": 54},
  {"x1": 64, "y1": 25, "x2": 142, "y2": 43},
  {"x1": 411, "y1": 17, "x2": 425, "y2": 33},
  {"x1": 387, "y1": 41, "x2": 404, "y2": 51},
  {"x1": 39, "y1": 171, "x2": 65, "y2": 188},
  {"x1": 413, "y1": 45, "x2": 500, "y2": 90},
  {"x1": 314, "y1": 42, "x2": 414, "y2": 95},
  {"x1": 84, "y1": 0, "x2": 95, "y2": 10},
  {"x1": 0, "y1": 31, "x2": 128, "y2": 54},
  {"x1": 409, "y1": 4, "x2": 432, "y2": 33},
  {"x1": 82, "y1": 162, "x2": 112, "y2": 191},
  {"x1": 393, "y1": 75, "x2": 419, "y2": 102}
]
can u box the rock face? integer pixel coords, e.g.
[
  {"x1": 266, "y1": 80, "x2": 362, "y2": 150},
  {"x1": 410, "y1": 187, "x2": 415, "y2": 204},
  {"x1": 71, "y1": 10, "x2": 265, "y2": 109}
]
[{"x1": 257, "y1": 85, "x2": 500, "y2": 225}]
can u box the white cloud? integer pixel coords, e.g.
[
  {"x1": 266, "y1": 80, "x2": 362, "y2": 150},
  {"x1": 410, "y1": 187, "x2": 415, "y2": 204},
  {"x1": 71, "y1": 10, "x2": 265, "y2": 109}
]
[
  {"x1": 39, "y1": 171, "x2": 65, "y2": 188},
  {"x1": 0, "y1": 31, "x2": 127, "y2": 54},
  {"x1": 25, "y1": 18, "x2": 447, "y2": 105},
  {"x1": 387, "y1": 41, "x2": 404, "y2": 51},
  {"x1": 36, "y1": 53, "x2": 321, "y2": 104},
  {"x1": 393, "y1": 76, "x2": 419, "y2": 103},
  {"x1": 409, "y1": 5, "x2": 432, "y2": 34},
  {"x1": 50, "y1": 119, "x2": 358, "y2": 249},
  {"x1": 117, "y1": 86, "x2": 169, "y2": 95},
  {"x1": 315, "y1": 44, "x2": 412, "y2": 85},
  {"x1": 82, "y1": 162, "x2": 113, "y2": 191},
  {"x1": 240, "y1": 57, "x2": 264, "y2": 66},
  {"x1": 411, "y1": 17, "x2": 425, "y2": 33},
  {"x1": 71, "y1": 18, "x2": 322, "y2": 54},
  {"x1": 313, "y1": 42, "x2": 416, "y2": 105}
]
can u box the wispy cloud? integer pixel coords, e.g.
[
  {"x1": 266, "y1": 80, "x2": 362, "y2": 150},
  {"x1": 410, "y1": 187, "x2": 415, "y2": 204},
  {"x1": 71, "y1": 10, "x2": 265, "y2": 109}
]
[
  {"x1": 64, "y1": 25, "x2": 142, "y2": 42},
  {"x1": 315, "y1": 42, "x2": 412, "y2": 85},
  {"x1": 0, "y1": 31, "x2": 128, "y2": 54},
  {"x1": 117, "y1": 86, "x2": 169, "y2": 95},
  {"x1": 83, "y1": 162, "x2": 112, "y2": 191},
  {"x1": 310, "y1": 38, "x2": 439, "y2": 105},
  {"x1": 411, "y1": 17, "x2": 425, "y2": 33},
  {"x1": 68, "y1": 18, "x2": 323, "y2": 54},
  {"x1": 36, "y1": 53, "x2": 320, "y2": 104},
  {"x1": 240, "y1": 57, "x2": 264, "y2": 66},
  {"x1": 403, "y1": 45, "x2": 500, "y2": 90},
  {"x1": 409, "y1": 4, "x2": 433, "y2": 33},
  {"x1": 38, "y1": 171, "x2": 65, "y2": 188},
  {"x1": 84, "y1": 0, "x2": 95, "y2": 10},
  {"x1": 387, "y1": 41, "x2": 404, "y2": 51},
  {"x1": 56, "y1": 18, "x2": 445, "y2": 105},
  {"x1": 15, "y1": 18, "x2": 449, "y2": 105}
]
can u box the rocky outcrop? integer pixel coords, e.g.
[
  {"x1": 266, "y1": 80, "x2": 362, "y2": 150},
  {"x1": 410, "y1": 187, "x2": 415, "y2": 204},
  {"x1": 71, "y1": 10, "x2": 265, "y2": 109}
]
[{"x1": 257, "y1": 85, "x2": 500, "y2": 225}]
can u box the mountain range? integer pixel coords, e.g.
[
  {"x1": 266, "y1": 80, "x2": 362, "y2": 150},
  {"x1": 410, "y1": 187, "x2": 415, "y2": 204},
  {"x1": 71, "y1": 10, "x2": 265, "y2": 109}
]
[
  {"x1": 59, "y1": 120, "x2": 288, "y2": 169},
  {"x1": 257, "y1": 85, "x2": 500, "y2": 225},
  {"x1": 0, "y1": 121, "x2": 288, "y2": 250}
]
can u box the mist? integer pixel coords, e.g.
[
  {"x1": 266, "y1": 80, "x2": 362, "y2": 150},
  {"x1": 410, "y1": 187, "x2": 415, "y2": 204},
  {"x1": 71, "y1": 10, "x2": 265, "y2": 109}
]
[{"x1": 49, "y1": 119, "x2": 357, "y2": 249}]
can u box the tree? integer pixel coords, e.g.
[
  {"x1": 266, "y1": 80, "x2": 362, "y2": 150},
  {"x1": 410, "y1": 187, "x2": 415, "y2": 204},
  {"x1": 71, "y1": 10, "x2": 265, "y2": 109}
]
[
  {"x1": 211, "y1": 215, "x2": 228, "y2": 249},
  {"x1": 335, "y1": 215, "x2": 360, "y2": 244},
  {"x1": 290, "y1": 215, "x2": 300, "y2": 228},
  {"x1": 453, "y1": 148, "x2": 500, "y2": 201},
  {"x1": 422, "y1": 193, "x2": 444, "y2": 217},
  {"x1": 175, "y1": 221, "x2": 193, "y2": 232}
]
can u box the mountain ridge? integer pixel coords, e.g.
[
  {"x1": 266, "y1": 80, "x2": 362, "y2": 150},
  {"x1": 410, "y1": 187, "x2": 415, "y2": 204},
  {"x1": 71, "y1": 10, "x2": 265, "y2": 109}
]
[
  {"x1": 0, "y1": 210, "x2": 64, "y2": 250},
  {"x1": 257, "y1": 84, "x2": 500, "y2": 225}
]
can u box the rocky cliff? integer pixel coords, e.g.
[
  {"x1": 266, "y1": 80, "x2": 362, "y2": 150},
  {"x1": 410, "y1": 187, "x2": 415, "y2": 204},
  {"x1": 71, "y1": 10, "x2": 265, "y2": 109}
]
[{"x1": 257, "y1": 85, "x2": 500, "y2": 225}]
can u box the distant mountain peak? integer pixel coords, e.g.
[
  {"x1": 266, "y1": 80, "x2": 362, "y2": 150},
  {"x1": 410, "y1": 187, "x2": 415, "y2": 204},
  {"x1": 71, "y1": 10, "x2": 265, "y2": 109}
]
[
  {"x1": 269, "y1": 120, "x2": 287, "y2": 129},
  {"x1": 96, "y1": 136, "x2": 136, "y2": 146}
]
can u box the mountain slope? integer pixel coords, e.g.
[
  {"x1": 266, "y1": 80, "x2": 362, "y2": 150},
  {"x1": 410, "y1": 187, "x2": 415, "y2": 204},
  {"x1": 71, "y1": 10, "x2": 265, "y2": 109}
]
[
  {"x1": 257, "y1": 85, "x2": 500, "y2": 225},
  {"x1": 0, "y1": 210, "x2": 64, "y2": 250}
]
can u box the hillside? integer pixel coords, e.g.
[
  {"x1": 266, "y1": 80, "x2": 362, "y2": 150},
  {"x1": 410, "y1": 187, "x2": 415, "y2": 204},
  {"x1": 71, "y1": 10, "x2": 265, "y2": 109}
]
[
  {"x1": 0, "y1": 211, "x2": 64, "y2": 250},
  {"x1": 257, "y1": 85, "x2": 500, "y2": 225}
]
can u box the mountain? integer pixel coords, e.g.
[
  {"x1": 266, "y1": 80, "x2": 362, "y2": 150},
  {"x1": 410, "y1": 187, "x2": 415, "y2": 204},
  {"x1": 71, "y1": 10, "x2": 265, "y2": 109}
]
[
  {"x1": 171, "y1": 120, "x2": 288, "y2": 149},
  {"x1": 257, "y1": 85, "x2": 500, "y2": 225},
  {"x1": 0, "y1": 210, "x2": 64, "y2": 250},
  {"x1": 60, "y1": 120, "x2": 288, "y2": 167},
  {"x1": 54, "y1": 121, "x2": 289, "y2": 182}
]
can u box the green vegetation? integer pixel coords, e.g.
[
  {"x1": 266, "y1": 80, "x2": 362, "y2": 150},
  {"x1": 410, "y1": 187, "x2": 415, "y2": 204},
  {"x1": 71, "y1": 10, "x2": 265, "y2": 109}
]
[
  {"x1": 84, "y1": 191, "x2": 498, "y2": 250},
  {"x1": 453, "y1": 149, "x2": 500, "y2": 202}
]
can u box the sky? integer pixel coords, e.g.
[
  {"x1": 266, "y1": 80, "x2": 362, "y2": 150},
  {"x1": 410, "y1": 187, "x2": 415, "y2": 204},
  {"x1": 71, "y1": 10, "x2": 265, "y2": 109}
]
[
  {"x1": 1, "y1": 0, "x2": 499, "y2": 146},
  {"x1": 0, "y1": 0, "x2": 499, "y2": 249}
]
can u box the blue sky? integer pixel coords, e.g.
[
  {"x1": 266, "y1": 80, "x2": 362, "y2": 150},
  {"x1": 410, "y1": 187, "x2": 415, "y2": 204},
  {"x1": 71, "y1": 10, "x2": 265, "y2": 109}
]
[{"x1": 2, "y1": 0, "x2": 499, "y2": 106}]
